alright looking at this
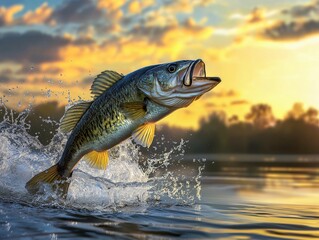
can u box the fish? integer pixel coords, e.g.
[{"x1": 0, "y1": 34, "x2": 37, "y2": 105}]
[{"x1": 25, "y1": 59, "x2": 221, "y2": 198}]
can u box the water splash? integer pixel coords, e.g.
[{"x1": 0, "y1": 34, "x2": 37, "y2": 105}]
[{"x1": 0, "y1": 103, "x2": 204, "y2": 211}]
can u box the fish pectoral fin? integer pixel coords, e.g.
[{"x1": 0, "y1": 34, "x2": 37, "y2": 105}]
[
  {"x1": 91, "y1": 70, "x2": 123, "y2": 99},
  {"x1": 84, "y1": 150, "x2": 109, "y2": 170},
  {"x1": 25, "y1": 164, "x2": 71, "y2": 199},
  {"x1": 132, "y1": 122, "x2": 156, "y2": 148},
  {"x1": 60, "y1": 101, "x2": 92, "y2": 133},
  {"x1": 121, "y1": 101, "x2": 147, "y2": 120}
]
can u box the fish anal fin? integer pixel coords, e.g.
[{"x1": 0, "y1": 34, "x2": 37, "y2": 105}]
[
  {"x1": 91, "y1": 70, "x2": 123, "y2": 99},
  {"x1": 122, "y1": 102, "x2": 146, "y2": 120},
  {"x1": 132, "y1": 122, "x2": 156, "y2": 148},
  {"x1": 60, "y1": 101, "x2": 92, "y2": 133},
  {"x1": 84, "y1": 150, "x2": 109, "y2": 170},
  {"x1": 25, "y1": 164, "x2": 71, "y2": 199}
]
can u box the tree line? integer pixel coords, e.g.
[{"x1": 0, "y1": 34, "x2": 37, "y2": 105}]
[
  {"x1": 1, "y1": 101, "x2": 318, "y2": 154},
  {"x1": 148, "y1": 103, "x2": 319, "y2": 154}
]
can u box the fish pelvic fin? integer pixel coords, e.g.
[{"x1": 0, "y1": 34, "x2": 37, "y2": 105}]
[
  {"x1": 25, "y1": 164, "x2": 71, "y2": 199},
  {"x1": 132, "y1": 122, "x2": 156, "y2": 148},
  {"x1": 83, "y1": 150, "x2": 109, "y2": 170},
  {"x1": 121, "y1": 101, "x2": 147, "y2": 120}
]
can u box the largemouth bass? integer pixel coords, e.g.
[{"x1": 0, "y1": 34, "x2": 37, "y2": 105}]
[{"x1": 26, "y1": 59, "x2": 221, "y2": 197}]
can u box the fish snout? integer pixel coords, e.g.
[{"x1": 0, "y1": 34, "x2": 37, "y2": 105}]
[{"x1": 184, "y1": 59, "x2": 221, "y2": 86}]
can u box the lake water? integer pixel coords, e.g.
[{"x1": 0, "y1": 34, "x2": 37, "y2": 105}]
[{"x1": 1, "y1": 120, "x2": 319, "y2": 239}]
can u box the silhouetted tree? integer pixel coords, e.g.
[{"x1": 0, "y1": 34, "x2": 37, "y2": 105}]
[
  {"x1": 245, "y1": 104, "x2": 275, "y2": 129},
  {"x1": 286, "y1": 102, "x2": 305, "y2": 120},
  {"x1": 302, "y1": 107, "x2": 319, "y2": 126},
  {"x1": 228, "y1": 115, "x2": 239, "y2": 125},
  {"x1": 189, "y1": 112, "x2": 228, "y2": 153}
]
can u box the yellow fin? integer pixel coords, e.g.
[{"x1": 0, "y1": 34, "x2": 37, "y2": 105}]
[
  {"x1": 84, "y1": 150, "x2": 109, "y2": 170},
  {"x1": 122, "y1": 102, "x2": 146, "y2": 120},
  {"x1": 60, "y1": 101, "x2": 92, "y2": 133},
  {"x1": 25, "y1": 164, "x2": 71, "y2": 199},
  {"x1": 91, "y1": 70, "x2": 123, "y2": 99},
  {"x1": 132, "y1": 123, "x2": 155, "y2": 148}
]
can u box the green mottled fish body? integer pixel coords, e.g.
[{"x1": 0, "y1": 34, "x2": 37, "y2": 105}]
[
  {"x1": 25, "y1": 59, "x2": 221, "y2": 198},
  {"x1": 60, "y1": 80, "x2": 171, "y2": 176}
]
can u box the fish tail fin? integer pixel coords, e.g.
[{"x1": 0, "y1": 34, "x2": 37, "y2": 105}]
[{"x1": 25, "y1": 164, "x2": 71, "y2": 199}]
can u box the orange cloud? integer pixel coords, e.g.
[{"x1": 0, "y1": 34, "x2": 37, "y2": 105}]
[
  {"x1": 231, "y1": 100, "x2": 249, "y2": 105},
  {"x1": 247, "y1": 7, "x2": 266, "y2": 23},
  {"x1": 0, "y1": 4, "x2": 23, "y2": 25},
  {"x1": 97, "y1": 0, "x2": 126, "y2": 12},
  {"x1": 21, "y1": 3, "x2": 53, "y2": 25},
  {"x1": 228, "y1": 2, "x2": 319, "y2": 43},
  {"x1": 128, "y1": 0, "x2": 141, "y2": 14},
  {"x1": 161, "y1": 0, "x2": 214, "y2": 14},
  {"x1": 128, "y1": 0, "x2": 153, "y2": 14}
]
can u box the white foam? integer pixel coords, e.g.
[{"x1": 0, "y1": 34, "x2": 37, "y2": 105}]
[{"x1": 0, "y1": 106, "x2": 203, "y2": 211}]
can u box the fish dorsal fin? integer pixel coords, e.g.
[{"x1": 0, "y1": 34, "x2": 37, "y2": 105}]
[
  {"x1": 132, "y1": 123, "x2": 155, "y2": 148},
  {"x1": 83, "y1": 150, "x2": 109, "y2": 170},
  {"x1": 60, "y1": 101, "x2": 92, "y2": 133},
  {"x1": 91, "y1": 70, "x2": 123, "y2": 99},
  {"x1": 121, "y1": 101, "x2": 147, "y2": 120}
]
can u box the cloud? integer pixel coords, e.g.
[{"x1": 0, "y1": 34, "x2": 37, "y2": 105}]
[
  {"x1": 230, "y1": 7, "x2": 277, "y2": 23},
  {"x1": 282, "y1": 0, "x2": 319, "y2": 18},
  {"x1": 224, "y1": 1, "x2": 319, "y2": 44},
  {"x1": 2, "y1": 89, "x2": 19, "y2": 96},
  {"x1": 50, "y1": 0, "x2": 104, "y2": 24},
  {"x1": 82, "y1": 76, "x2": 94, "y2": 85},
  {"x1": 97, "y1": 0, "x2": 126, "y2": 12},
  {"x1": 0, "y1": 74, "x2": 11, "y2": 83},
  {"x1": 17, "y1": 66, "x2": 62, "y2": 75},
  {"x1": 128, "y1": 0, "x2": 142, "y2": 14},
  {"x1": 205, "y1": 102, "x2": 217, "y2": 108},
  {"x1": 256, "y1": 1, "x2": 319, "y2": 41},
  {"x1": 0, "y1": 31, "x2": 95, "y2": 64},
  {"x1": 0, "y1": 4, "x2": 23, "y2": 26},
  {"x1": 127, "y1": 0, "x2": 155, "y2": 14},
  {"x1": 0, "y1": 0, "x2": 115, "y2": 36},
  {"x1": 247, "y1": 8, "x2": 266, "y2": 24},
  {"x1": 20, "y1": 3, "x2": 53, "y2": 25},
  {"x1": 207, "y1": 89, "x2": 238, "y2": 98},
  {"x1": 0, "y1": 31, "x2": 69, "y2": 64},
  {"x1": 222, "y1": 7, "x2": 280, "y2": 44},
  {"x1": 263, "y1": 19, "x2": 319, "y2": 41},
  {"x1": 0, "y1": 3, "x2": 53, "y2": 26},
  {"x1": 163, "y1": 0, "x2": 214, "y2": 14},
  {"x1": 127, "y1": 24, "x2": 172, "y2": 45},
  {"x1": 230, "y1": 100, "x2": 249, "y2": 105},
  {"x1": 0, "y1": 69, "x2": 25, "y2": 83},
  {"x1": 127, "y1": 17, "x2": 213, "y2": 46},
  {"x1": 49, "y1": 0, "x2": 122, "y2": 38}
]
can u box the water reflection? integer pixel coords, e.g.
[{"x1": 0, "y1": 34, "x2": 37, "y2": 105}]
[
  {"x1": 193, "y1": 154, "x2": 319, "y2": 239},
  {"x1": 2, "y1": 154, "x2": 319, "y2": 239}
]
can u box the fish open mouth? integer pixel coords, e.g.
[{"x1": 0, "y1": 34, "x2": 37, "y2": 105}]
[{"x1": 183, "y1": 59, "x2": 221, "y2": 86}]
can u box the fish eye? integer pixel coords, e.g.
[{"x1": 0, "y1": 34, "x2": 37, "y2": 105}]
[{"x1": 167, "y1": 64, "x2": 177, "y2": 73}]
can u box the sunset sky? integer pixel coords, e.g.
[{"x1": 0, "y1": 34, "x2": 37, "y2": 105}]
[{"x1": 0, "y1": 0, "x2": 318, "y2": 129}]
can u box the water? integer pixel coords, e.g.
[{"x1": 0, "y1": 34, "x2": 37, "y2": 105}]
[{"x1": 1, "y1": 111, "x2": 319, "y2": 239}]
